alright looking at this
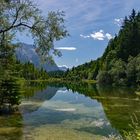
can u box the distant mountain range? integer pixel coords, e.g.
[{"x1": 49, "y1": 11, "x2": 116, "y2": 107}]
[{"x1": 16, "y1": 43, "x2": 67, "y2": 72}]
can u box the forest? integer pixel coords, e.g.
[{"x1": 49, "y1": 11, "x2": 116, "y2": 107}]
[{"x1": 50, "y1": 9, "x2": 140, "y2": 87}]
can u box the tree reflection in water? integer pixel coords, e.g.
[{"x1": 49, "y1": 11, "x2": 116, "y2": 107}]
[
  {"x1": 46, "y1": 81, "x2": 140, "y2": 137},
  {"x1": 0, "y1": 80, "x2": 139, "y2": 139}
]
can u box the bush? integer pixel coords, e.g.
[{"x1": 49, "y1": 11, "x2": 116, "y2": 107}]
[{"x1": 97, "y1": 71, "x2": 112, "y2": 85}]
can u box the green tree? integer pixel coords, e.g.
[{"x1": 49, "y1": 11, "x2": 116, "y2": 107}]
[
  {"x1": 97, "y1": 71, "x2": 112, "y2": 85},
  {"x1": 126, "y1": 55, "x2": 140, "y2": 85},
  {"x1": 109, "y1": 59, "x2": 126, "y2": 86},
  {"x1": 117, "y1": 9, "x2": 140, "y2": 61},
  {"x1": 0, "y1": 0, "x2": 69, "y2": 112},
  {"x1": 0, "y1": 43, "x2": 21, "y2": 112},
  {"x1": 0, "y1": 0, "x2": 69, "y2": 60}
]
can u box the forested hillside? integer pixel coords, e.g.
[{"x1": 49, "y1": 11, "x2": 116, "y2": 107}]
[{"x1": 63, "y1": 10, "x2": 140, "y2": 86}]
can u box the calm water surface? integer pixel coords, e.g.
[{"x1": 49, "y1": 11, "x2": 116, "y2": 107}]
[{"x1": 0, "y1": 82, "x2": 140, "y2": 140}]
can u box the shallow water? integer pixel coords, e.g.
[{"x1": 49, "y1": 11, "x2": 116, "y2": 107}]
[{"x1": 0, "y1": 83, "x2": 140, "y2": 140}]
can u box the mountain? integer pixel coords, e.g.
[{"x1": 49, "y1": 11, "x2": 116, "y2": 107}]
[{"x1": 16, "y1": 43, "x2": 59, "y2": 72}]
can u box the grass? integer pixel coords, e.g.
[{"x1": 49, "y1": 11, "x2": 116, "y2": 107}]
[{"x1": 82, "y1": 79, "x2": 97, "y2": 84}]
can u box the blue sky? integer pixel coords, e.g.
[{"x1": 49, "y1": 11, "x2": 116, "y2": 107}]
[{"x1": 19, "y1": 0, "x2": 140, "y2": 68}]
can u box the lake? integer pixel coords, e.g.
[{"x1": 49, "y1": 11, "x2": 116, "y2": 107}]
[{"x1": 0, "y1": 82, "x2": 140, "y2": 140}]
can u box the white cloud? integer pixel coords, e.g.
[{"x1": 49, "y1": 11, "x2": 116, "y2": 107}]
[
  {"x1": 80, "y1": 30, "x2": 113, "y2": 41},
  {"x1": 90, "y1": 30, "x2": 105, "y2": 40},
  {"x1": 57, "y1": 90, "x2": 68, "y2": 93},
  {"x1": 54, "y1": 108, "x2": 76, "y2": 112},
  {"x1": 80, "y1": 34, "x2": 90, "y2": 39},
  {"x1": 56, "y1": 47, "x2": 77, "y2": 51},
  {"x1": 105, "y1": 33, "x2": 113, "y2": 40},
  {"x1": 37, "y1": 0, "x2": 102, "y2": 31},
  {"x1": 114, "y1": 18, "x2": 123, "y2": 27}
]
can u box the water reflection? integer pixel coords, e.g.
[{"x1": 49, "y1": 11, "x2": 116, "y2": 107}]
[
  {"x1": 0, "y1": 79, "x2": 21, "y2": 114},
  {"x1": 96, "y1": 85, "x2": 140, "y2": 135},
  {"x1": 0, "y1": 82, "x2": 140, "y2": 139},
  {"x1": 52, "y1": 82, "x2": 140, "y2": 136},
  {"x1": 21, "y1": 85, "x2": 116, "y2": 139}
]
